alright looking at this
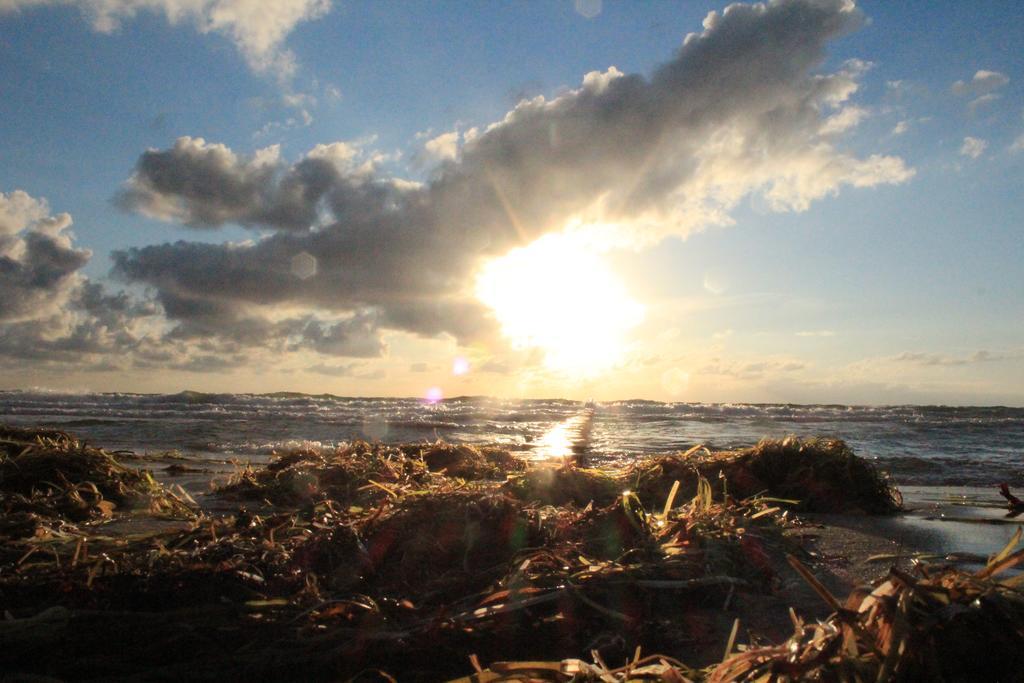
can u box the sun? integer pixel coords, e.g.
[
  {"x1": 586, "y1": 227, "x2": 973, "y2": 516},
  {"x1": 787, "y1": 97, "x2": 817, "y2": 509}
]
[{"x1": 474, "y1": 231, "x2": 644, "y2": 376}]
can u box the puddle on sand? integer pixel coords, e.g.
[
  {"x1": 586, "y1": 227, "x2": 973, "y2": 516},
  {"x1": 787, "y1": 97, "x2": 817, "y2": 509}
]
[{"x1": 895, "y1": 485, "x2": 1024, "y2": 562}]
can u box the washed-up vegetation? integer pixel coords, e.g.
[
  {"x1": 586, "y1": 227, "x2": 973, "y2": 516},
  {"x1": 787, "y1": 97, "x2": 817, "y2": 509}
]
[
  {"x1": 708, "y1": 546, "x2": 1024, "y2": 682},
  {"x1": 461, "y1": 543, "x2": 1024, "y2": 682},
  {"x1": 3, "y1": 427, "x2": 970, "y2": 682},
  {"x1": 0, "y1": 425, "x2": 195, "y2": 541},
  {"x1": 216, "y1": 441, "x2": 527, "y2": 508},
  {"x1": 633, "y1": 437, "x2": 903, "y2": 515}
]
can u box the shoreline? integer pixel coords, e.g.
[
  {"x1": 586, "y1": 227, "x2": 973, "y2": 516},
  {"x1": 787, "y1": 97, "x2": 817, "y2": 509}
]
[{"x1": 3, "y1": 394, "x2": 1022, "y2": 491}]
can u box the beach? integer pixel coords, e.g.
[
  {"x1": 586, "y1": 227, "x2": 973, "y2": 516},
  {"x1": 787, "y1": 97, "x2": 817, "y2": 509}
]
[
  {"x1": 5, "y1": 390, "x2": 1021, "y2": 570},
  {"x1": 2, "y1": 413, "x2": 1022, "y2": 681},
  {"x1": 4, "y1": 0, "x2": 1023, "y2": 678}
]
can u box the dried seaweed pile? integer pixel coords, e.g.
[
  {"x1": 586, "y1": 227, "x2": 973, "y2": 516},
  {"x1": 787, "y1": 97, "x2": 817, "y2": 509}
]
[
  {"x1": 216, "y1": 440, "x2": 525, "y2": 508},
  {"x1": 458, "y1": 540, "x2": 1024, "y2": 683},
  {"x1": 633, "y1": 438, "x2": 902, "y2": 514},
  {"x1": 709, "y1": 540, "x2": 1024, "y2": 682},
  {"x1": 1, "y1": 461, "x2": 793, "y2": 679},
  {"x1": 422, "y1": 442, "x2": 528, "y2": 479},
  {"x1": 0, "y1": 429, "x2": 915, "y2": 681},
  {"x1": 504, "y1": 465, "x2": 621, "y2": 507},
  {"x1": 0, "y1": 426, "x2": 195, "y2": 541},
  {"x1": 216, "y1": 436, "x2": 900, "y2": 516}
]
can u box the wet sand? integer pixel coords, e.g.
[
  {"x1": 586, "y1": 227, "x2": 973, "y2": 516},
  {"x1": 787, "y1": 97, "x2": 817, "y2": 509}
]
[
  {"x1": 785, "y1": 486, "x2": 1021, "y2": 595},
  {"x1": 844, "y1": 487, "x2": 1017, "y2": 556}
]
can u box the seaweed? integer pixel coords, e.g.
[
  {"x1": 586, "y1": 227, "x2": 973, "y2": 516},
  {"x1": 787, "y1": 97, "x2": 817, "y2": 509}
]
[
  {"x1": 217, "y1": 440, "x2": 434, "y2": 507},
  {"x1": 0, "y1": 427, "x2": 195, "y2": 539},
  {"x1": 422, "y1": 442, "x2": 527, "y2": 479},
  {"x1": 0, "y1": 426, "x2": 920, "y2": 681},
  {"x1": 633, "y1": 437, "x2": 902, "y2": 515},
  {"x1": 0, "y1": 471, "x2": 790, "y2": 679},
  {"x1": 504, "y1": 466, "x2": 621, "y2": 507},
  {"x1": 216, "y1": 440, "x2": 525, "y2": 508},
  {"x1": 709, "y1": 544, "x2": 1024, "y2": 682},
  {"x1": 455, "y1": 537, "x2": 1024, "y2": 682}
]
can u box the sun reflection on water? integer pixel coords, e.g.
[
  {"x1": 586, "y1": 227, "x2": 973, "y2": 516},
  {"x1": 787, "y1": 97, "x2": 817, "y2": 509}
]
[{"x1": 529, "y1": 410, "x2": 594, "y2": 464}]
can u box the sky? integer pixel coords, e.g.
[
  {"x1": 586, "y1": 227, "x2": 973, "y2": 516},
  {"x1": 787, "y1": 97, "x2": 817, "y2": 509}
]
[{"x1": 0, "y1": 0, "x2": 1022, "y2": 405}]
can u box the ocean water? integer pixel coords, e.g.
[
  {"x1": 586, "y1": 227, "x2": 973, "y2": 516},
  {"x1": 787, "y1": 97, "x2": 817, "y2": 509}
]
[{"x1": 2, "y1": 390, "x2": 1022, "y2": 488}]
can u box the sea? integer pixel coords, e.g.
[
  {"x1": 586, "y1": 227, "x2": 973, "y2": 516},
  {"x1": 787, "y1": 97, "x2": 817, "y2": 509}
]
[{"x1": 2, "y1": 390, "x2": 1021, "y2": 488}]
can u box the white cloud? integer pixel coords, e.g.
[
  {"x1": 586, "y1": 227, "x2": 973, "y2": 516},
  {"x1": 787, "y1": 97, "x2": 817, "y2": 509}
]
[
  {"x1": 305, "y1": 140, "x2": 362, "y2": 168},
  {"x1": 968, "y1": 93, "x2": 1001, "y2": 114},
  {"x1": 0, "y1": 0, "x2": 331, "y2": 79},
  {"x1": 0, "y1": 188, "x2": 50, "y2": 239},
  {"x1": 960, "y1": 136, "x2": 987, "y2": 159},
  {"x1": 1009, "y1": 134, "x2": 1024, "y2": 154},
  {"x1": 892, "y1": 350, "x2": 1022, "y2": 367},
  {"x1": 574, "y1": 0, "x2": 601, "y2": 20},
  {"x1": 581, "y1": 66, "x2": 624, "y2": 94},
  {"x1": 422, "y1": 130, "x2": 460, "y2": 163},
  {"x1": 702, "y1": 274, "x2": 726, "y2": 296},
  {"x1": 795, "y1": 330, "x2": 836, "y2": 337},
  {"x1": 282, "y1": 92, "x2": 316, "y2": 109},
  {"x1": 891, "y1": 120, "x2": 909, "y2": 136},
  {"x1": 951, "y1": 69, "x2": 1010, "y2": 97},
  {"x1": 694, "y1": 357, "x2": 806, "y2": 380},
  {"x1": 254, "y1": 109, "x2": 314, "y2": 138},
  {"x1": 819, "y1": 105, "x2": 868, "y2": 135}
]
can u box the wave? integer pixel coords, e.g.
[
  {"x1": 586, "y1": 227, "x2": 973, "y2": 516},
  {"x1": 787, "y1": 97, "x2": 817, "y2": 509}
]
[{"x1": 3, "y1": 392, "x2": 1022, "y2": 488}]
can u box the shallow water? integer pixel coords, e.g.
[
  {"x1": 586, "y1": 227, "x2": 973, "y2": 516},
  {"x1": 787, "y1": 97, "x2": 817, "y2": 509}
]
[
  {"x1": 2, "y1": 391, "x2": 1022, "y2": 487},
  {"x1": 895, "y1": 486, "x2": 1024, "y2": 560}
]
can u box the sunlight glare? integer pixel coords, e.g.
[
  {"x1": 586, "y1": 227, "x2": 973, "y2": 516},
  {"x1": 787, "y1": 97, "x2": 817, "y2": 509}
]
[{"x1": 474, "y1": 231, "x2": 644, "y2": 376}]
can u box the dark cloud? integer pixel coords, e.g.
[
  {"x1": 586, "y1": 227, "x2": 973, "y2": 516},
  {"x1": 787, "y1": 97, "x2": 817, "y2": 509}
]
[
  {"x1": 0, "y1": 191, "x2": 175, "y2": 369},
  {"x1": 116, "y1": 139, "x2": 360, "y2": 231},
  {"x1": 0, "y1": 231, "x2": 90, "y2": 319},
  {"x1": 297, "y1": 312, "x2": 387, "y2": 358},
  {"x1": 305, "y1": 360, "x2": 385, "y2": 382},
  {"x1": 306, "y1": 362, "x2": 357, "y2": 377},
  {"x1": 0, "y1": 266, "x2": 179, "y2": 370},
  {"x1": 306, "y1": 362, "x2": 386, "y2": 379},
  {"x1": 0, "y1": 189, "x2": 390, "y2": 375},
  {"x1": 0, "y1": 191, "x2": 91, "y2": 322}
]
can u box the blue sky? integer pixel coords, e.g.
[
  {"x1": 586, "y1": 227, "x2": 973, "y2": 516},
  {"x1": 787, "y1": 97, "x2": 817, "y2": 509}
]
[{"x1": 0, "y1": 0, "x2": 1021, "y2": 404}]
